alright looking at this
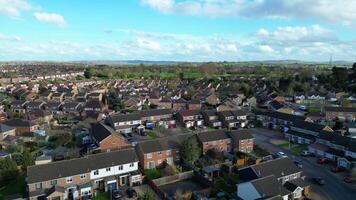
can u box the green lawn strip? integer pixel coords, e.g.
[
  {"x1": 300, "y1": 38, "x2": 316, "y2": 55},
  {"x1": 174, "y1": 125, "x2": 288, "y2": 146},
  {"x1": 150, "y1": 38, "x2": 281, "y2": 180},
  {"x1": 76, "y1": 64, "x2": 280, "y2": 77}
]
[
  {"x1": 277, "y1": 143, "x2": 308, "y2": 155},
  {"x1": 0, "y1": 175, "x2": 26, "y2": 200},
  {"x1": 146, "y1": 131, "x2": 158, "y2": 139}
]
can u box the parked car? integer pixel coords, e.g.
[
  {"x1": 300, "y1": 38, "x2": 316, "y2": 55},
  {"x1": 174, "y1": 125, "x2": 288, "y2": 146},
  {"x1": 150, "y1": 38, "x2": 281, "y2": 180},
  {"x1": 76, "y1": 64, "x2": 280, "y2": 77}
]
[
  {"x1": 343, "y1": 176, "x2": 355, "y2": 183},
  {"x1": 276, "y1": 151, "x2": 287, "y2": 158},
  {"x1": 300, "y1": 150, "x2": 313, "y2": 157},
  {"x1": 112, "y1": 190, "x2": 123, "y2": 200},
  {"x1": 294, "y1": 161, "x2": 303, "y2": 168},
  {"x1": 330, "y1": 166, "x2": 345, "y2": 173},
  {"x1": 312, "y1": 177, "x2": 325, "y2": 185},
  {"x1": 126, "y1": 188, "x2": 137, "y2": 198},
  {"x1": 317, "y1": 158, "x2": 329, "y2": 164}
]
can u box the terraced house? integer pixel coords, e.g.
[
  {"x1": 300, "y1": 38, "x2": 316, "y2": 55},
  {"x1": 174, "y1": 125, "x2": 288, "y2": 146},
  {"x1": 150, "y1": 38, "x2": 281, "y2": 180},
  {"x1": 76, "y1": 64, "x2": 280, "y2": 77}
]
[{"x1": 27, "y1": 149, "x2": 141, "y2": 200}]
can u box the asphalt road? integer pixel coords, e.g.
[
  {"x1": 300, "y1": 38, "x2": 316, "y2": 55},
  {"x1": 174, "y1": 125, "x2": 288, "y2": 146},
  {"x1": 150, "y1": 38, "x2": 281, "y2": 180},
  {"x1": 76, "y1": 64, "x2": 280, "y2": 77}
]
[{"x1": 250, "y1": 128, "x2": 356, "y2": 200}]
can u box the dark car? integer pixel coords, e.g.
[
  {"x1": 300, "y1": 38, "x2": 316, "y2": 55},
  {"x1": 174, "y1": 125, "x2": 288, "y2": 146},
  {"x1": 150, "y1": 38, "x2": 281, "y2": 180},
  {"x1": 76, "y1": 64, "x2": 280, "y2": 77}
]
[
  {"x1": 344, "y1": 176, "x2": 355, "y2": 183},
  {"x1": 126, "y1": 188, "x2": 137, "y2": 198},
  {"x1": 330, "y1": 166, "x2": 345, "y2": 173},
  {"x1": 317, "y1": 158, "x2": 329, "y2": 164},
  {"x1": 112, "y1": 190, "x2": 123, "y2": 200},
  {"x1": 312, "y1": 177, "x2": 325, "y2": 185},
  {"x1": 294, "y1": 161, "x2": 303, "y2": 168}
]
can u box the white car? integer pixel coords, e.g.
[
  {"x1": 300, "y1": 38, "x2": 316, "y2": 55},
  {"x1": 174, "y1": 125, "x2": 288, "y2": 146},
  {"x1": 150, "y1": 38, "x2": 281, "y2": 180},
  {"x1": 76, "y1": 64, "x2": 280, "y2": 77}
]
[{"x1": 276, "y1": 151, "x2": 287, "y2": 158}]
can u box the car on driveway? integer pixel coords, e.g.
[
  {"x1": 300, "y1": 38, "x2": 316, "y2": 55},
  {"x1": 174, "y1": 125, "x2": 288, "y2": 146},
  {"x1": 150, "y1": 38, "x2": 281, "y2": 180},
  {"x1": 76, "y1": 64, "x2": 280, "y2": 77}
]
[
  {"x1": 330, "y1": 166, "x2": 345, "y2": 173},
  {"x1": 312, "y1": 177, "x2": 325, "y2": 185},
  {"x1": 126, "y1": 188, "x2": 138, "y2": 198},
  {"x1": 112, "y1": 190, "x2": 123, "y2": 200},
  {"x1": 317, "y1": 157, "x2": 329, "y2": 164},
  {"x1": 343, "y1": 176, "x2": 355, "y2": 183},
  {"x1": 276, "y1": 151, "x2": 287, "y2": 158}
]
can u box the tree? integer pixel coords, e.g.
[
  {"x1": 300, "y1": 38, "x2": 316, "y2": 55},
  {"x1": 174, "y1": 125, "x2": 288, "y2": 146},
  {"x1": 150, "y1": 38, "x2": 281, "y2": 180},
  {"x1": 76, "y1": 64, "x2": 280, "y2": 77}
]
[
  {"x1": 0, "y1": 157, "x2": 19, "y2": 184},
  {"x1": 21, "y1": 149, "x2": 34, "y2": 171},
  {"x1": 84, "y1": 68, "x2": 95, "y2": 79},
  {"x1": 180, "y1": 136, "x2": 201, "y2": 165}
]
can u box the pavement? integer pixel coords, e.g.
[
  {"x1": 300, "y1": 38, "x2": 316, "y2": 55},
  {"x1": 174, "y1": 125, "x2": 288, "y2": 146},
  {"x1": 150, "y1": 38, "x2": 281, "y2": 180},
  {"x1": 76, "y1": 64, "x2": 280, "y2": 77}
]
[{"x1": 250, "y1": 128, "x2": 356, "y2": 200}]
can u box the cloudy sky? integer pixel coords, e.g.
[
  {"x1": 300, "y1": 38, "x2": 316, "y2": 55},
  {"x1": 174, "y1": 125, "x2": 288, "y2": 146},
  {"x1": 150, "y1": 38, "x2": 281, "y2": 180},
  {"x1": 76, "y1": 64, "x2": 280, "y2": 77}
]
[{"x1": 0, "y1": 0, "x2": 355, "y2": 62}]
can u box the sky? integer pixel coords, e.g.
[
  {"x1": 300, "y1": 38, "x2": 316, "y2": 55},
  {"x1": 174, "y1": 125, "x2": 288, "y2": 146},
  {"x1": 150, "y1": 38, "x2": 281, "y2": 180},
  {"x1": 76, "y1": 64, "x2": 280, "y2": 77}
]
[{"x1": 0, "y1": 0, "x2": 355, "y2": 62}]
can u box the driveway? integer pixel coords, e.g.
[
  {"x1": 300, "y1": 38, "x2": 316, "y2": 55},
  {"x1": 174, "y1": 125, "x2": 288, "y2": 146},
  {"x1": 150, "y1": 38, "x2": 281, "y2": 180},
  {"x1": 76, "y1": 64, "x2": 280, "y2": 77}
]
[{"x1": 250, "y1": 128, "x2": 356, "y2": 200}]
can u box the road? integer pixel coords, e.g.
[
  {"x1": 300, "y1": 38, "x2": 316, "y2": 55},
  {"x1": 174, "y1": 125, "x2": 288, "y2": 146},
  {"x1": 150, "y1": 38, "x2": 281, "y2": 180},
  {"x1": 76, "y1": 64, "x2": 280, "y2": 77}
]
[{"x1": 250, "y1": 128, "x2": 356, "y2": 200}]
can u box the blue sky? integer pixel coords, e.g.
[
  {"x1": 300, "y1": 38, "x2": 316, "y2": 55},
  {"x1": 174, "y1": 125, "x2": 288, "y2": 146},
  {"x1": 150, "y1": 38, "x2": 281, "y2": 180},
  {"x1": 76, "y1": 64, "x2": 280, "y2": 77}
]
[{"x1": 0, "y1": 0, "x2": 355, "y2": 62}]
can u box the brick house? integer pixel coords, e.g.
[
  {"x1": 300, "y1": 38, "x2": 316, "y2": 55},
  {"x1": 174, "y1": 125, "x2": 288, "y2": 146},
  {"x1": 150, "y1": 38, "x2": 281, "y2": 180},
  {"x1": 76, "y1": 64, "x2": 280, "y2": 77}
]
[
  {"x1": 3, "y1": 119, "x2": 39, "y2": 134},
  {"x1": 218, "y1": 111, "x2": 239, "y2": 129},
  {"x1": 197, "y1": 130, "x2": 231, "y2": 154},
  {"x1": 172, "y1": 98, "x2": 187, "y2": 111},
  {"x1": 157, "y1": 97, "x2": 172, "y2": 109},
  {"x1": 325, "y1": 107, "x2": 356, "y2": 121},
  {"x1": 135, "y1": 133, "x2": 193, "y2": 169},
  {"x1": 177, "y1": 109, "x2": 203, "y2": 128},
  {"x1": 187, "y1": 99, "x2": 201, "y2": 110},
  {"x1": 202, "y1": 110, "x2": 222, "y2": 128},
  {"x1": 27, "y1": 149, "x2": 141, "y2": 200},
  {"x1": 229, "y1": 130, "x2": 254, "y2": 153},
  {"x1": 91, "y1": 122, "x2": 130, "y2": 152}
]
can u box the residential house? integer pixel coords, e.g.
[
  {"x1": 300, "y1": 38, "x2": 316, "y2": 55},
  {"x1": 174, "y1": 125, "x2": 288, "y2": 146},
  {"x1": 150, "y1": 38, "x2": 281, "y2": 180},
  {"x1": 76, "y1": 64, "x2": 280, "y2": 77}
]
[
  {"x1": 157, "y1": 97, "x2": 172, "y2": 109},
  {"x1": 0, "y1": 124, "x2": 16, "y2": 143},
  {"x1": 197, "y1": 130, "x2": 231, "y2": 154},
  {"x1": 91, "y1": 122, "x2": 130, "y2": 152},
  {"x1": 3, "y1": 119, "x2": 39, "y2": 134},
  {"x1": 135, "y1": 133, "x2": 193, "y2": 169},
  {"x1": 27, "y1": 149, "x2": 141, "y2": 200},
  {"x1": 172, "y1": 98, "x2": 187, "y2": 111},
  {"x1": 45, "y1": 101, "x2": 62, "y2": 114},
  {"x1": 285, "y1": 121, "x2": 333, "y2": 144},
  {"x1": 177, "y1": 109, "x2": 203, "y2": 128},
  {"x1": 218, "y1": 111, "x2": 239, "y2": 129},
  {"x1": 187, "y1": 99, "x2": 201, "y2": 110},
  {"x1": 52, "y1": 92, "x2": 65, "y2": 102},
  {"x1": 202, "y1": 110, "x2": 222, "y2": 128},
  {"x1": 230, "y1": 130, "x2": 254, "y2": 153},
  {"x1": 238, "y1": 158, "x2": 308, "y2": 200},
  {"x1": 26, "y1": 101, "x2": 46, "y2": 111},
  {"x1": 108, "y1": 113, "x2": 141, "y2": 133},
  {"x1": 61, "y1": 102, "x2": 83, "y2": 115},
  {"x1": 325, "y1": 107, "x2": 356, "y2": 121}
]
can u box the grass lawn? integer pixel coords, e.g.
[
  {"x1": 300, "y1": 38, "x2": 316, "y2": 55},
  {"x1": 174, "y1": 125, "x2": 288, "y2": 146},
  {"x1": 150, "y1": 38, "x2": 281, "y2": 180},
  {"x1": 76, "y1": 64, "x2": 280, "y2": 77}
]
[
  {"x1": 277, "y1": 143, "x2": 308, "y2": 155},
  {"x1": 0, "y1": 175, "x2": 26, "y2": 200},
  {"x1": 92, "y1": 192, "x2": 109, "y2": 200},
  {"x1": 146, "y1": 131, "x2": 158, "y2": 139}
]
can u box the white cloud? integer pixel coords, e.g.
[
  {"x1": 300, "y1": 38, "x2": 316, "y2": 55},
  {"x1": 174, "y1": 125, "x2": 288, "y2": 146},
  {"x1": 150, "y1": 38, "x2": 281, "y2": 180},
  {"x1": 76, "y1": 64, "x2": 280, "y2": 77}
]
[
  {"x1": 33, "y1": 12, "x2": 68, "y2": 28},
  {"x1": 141, "y1": 0, "x2": 356, "y2": 27},
  {"x1": 0, "y1": 33, "x2": 22, "y2": 41},
  {"x1": 0, "y1": 26, "x2": 355, "y2": 62},
  {"x1": 0, "y1": 0, "x2": 32, "y2": 17},
  {"x1": 258, "y1": 45, "x2": 274, "y2": 53}
]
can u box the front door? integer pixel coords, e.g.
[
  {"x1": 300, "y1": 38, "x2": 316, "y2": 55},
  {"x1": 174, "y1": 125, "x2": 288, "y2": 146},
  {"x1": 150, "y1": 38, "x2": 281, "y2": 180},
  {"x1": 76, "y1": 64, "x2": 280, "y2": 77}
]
[
  {"x1": 120, "y1": 176, "x2": 127, "y2": 186},
  {"x1": 107, "y1": 182, "x2": 117, "y2": 192}
]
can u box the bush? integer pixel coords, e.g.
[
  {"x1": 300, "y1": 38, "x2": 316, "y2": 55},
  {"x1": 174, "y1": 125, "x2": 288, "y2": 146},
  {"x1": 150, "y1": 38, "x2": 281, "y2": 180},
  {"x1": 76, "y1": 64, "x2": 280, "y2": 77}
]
[{"x1": 144, "y1": 168, "x2": 162, "y2": 180}]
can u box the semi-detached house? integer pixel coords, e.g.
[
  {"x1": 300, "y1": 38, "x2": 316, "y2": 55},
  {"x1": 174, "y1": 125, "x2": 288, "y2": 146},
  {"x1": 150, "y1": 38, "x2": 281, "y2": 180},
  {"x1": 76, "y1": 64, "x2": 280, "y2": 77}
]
[{"x1": 27, "y1": 148, "x2": 141, "y2": 200}]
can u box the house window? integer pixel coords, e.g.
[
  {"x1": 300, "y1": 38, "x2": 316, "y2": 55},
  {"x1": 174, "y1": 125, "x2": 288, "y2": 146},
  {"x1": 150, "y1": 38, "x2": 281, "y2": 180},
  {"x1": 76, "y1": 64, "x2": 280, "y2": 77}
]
[
  {"x1": 94, "y1": 170, "x2": 99, "y2": 175},
  {"x1": 35, "y1": 183, "x2": 42, "y2": 190},
  {"x1": 50, "y1": 180, "x2": 57, "y2": 186},
  {"x1": 66, "y1": 177, "x2": 73, "y2": 183},
  {"x1": 129, "y1": 163, "x2": 134, "y2": 167},
  {"x1": 80, "y1": 174, "x2": 86, "y2": 179},
  {"x1": 147, "y1": 153, "x2": 152, "y2": 159},
  {"x1": 106, "y1": 167, "x2": 111, "y2": 172},
  {"x1": 118, "y1": 165, "x2": 123, "y2": 170}
]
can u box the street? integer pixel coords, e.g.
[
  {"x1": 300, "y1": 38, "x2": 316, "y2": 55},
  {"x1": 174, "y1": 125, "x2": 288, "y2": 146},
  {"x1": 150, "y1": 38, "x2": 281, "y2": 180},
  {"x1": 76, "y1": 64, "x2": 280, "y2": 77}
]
[{"x1": 250, "y1": 128, "x2": 356, "y2": 200}]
